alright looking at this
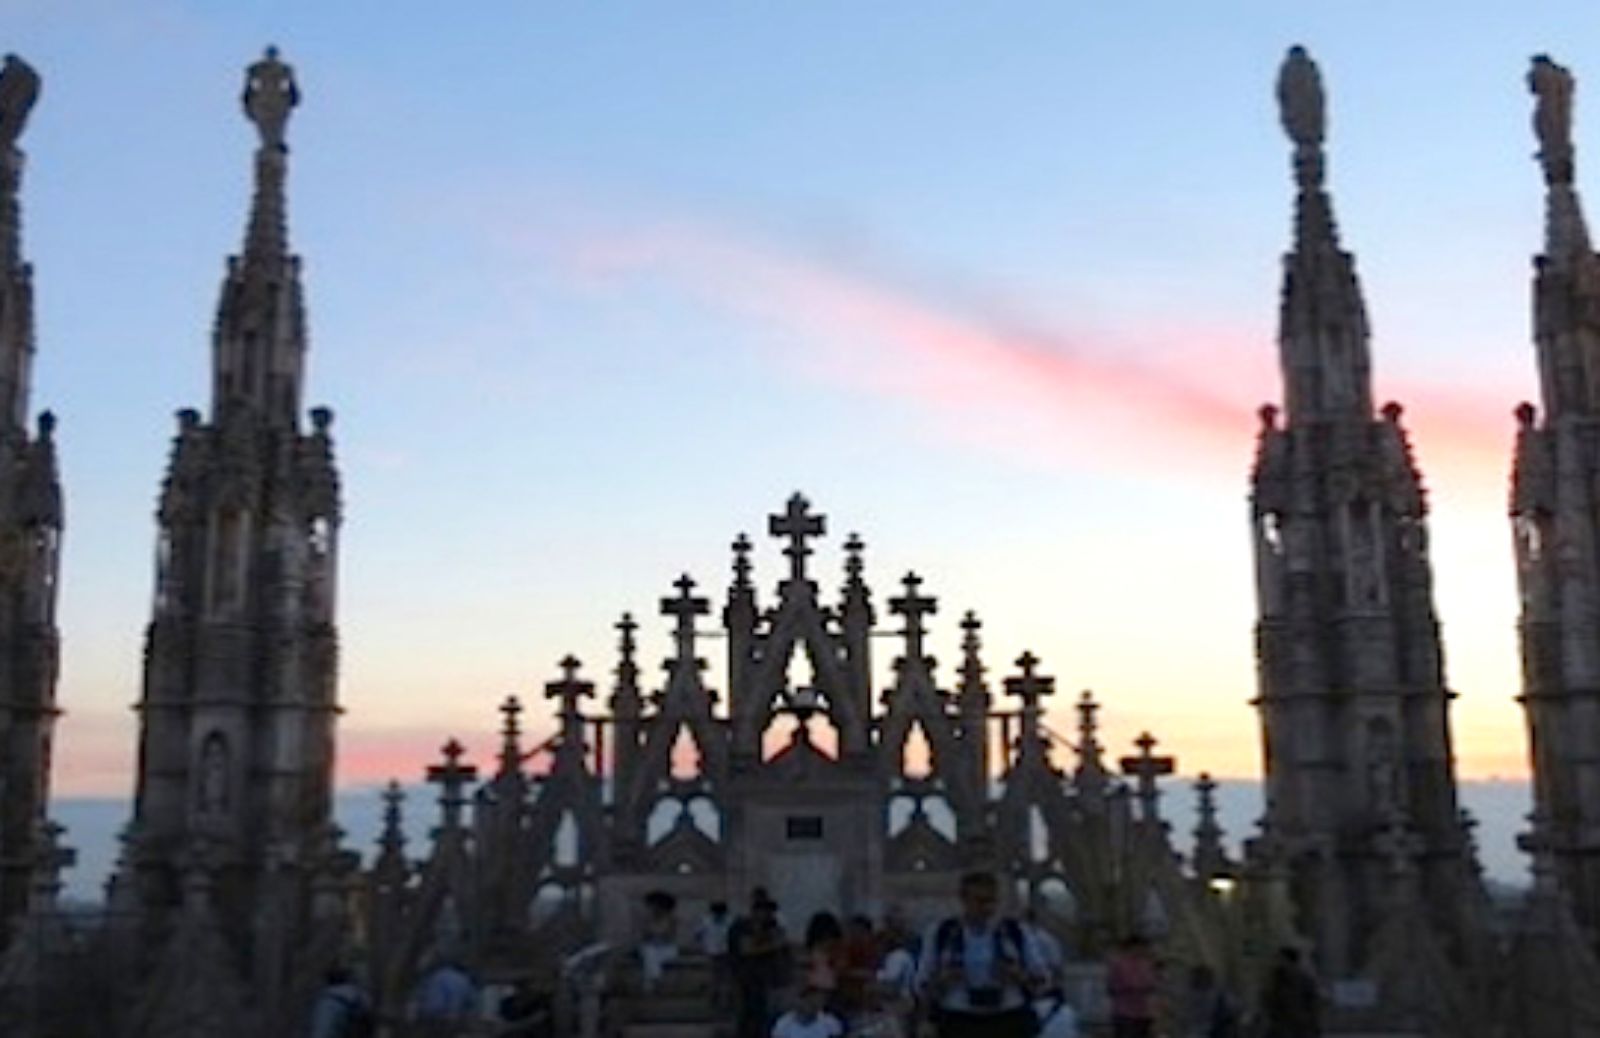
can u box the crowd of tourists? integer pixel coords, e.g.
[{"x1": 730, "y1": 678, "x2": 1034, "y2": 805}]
[
  {"x1": 303, "y1": 868, "x2": 1322, "y2": 1037},
  {"x1": 651, "y1": 869, "x2": 1324, "y2": 1038}
]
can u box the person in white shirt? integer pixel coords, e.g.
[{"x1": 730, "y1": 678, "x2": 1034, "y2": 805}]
[
  {"x1": 868, "y1": 924, "x2": 918, "y2": 1038},
  {"x1": 914, "y1": 871, "x2": 1049, "y2": 1038},
  {"x1": 696, "y1": 901, "x2": 735, "y2": 1010},
  {"x1": 771, "y1": 984, "x2": 844, "y2": 1038}
]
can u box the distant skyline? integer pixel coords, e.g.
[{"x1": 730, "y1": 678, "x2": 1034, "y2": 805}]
[{"x1": 6, "y1": 0, "x2": 1599, "y2": 876}]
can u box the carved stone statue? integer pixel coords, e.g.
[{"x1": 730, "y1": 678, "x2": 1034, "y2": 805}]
[
  {"x1": 0, "y1": 54, "x2": 40, "y2": 150},
  {"x1": 198, "y1": 733, "x2": 230, "y2": 814},
  {"x1": 1529, "y1": 55, "x2": 1575, "y2": 184},
  {"x1": 1277, "y1": 45, "x2": 1325, "y2": 150},
  {"x1": 242, "y1": 46, "x2": 298, "y2": 148}
]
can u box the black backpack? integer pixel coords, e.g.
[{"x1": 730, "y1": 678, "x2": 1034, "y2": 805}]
[
  {"x1": 333, "y1": 992, "x2": 377, "y2": 1038},
  {"x1": 932, "y1": 916, "x2": 1030, "y2": 971}
]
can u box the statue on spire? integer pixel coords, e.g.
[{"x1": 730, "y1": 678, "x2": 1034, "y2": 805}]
[
  {"x1": 1277, "y1": 46, "x2": 1325, "y2": 150},
  {"x1": 1530, "y1": 54, "x2": 1576, "y2": 185},
  {"x1": 242, "y1": 46, "x2": 298, "y2": 149},
  {"x1": 0, "y1": 54, "x2": 40, "y2": 150}
]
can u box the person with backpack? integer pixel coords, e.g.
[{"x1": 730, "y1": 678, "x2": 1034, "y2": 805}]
[
  {"x1": 308, "y1": 966, "x2": 375, "y2": 1038},
  {"x1": 914, "y1": 870, "x2": 1048, "y2": 1038}
]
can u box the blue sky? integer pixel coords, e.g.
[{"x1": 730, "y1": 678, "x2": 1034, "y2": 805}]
[{"x1": 7, "y1": 2, "x2": 1600, "y2": 886}]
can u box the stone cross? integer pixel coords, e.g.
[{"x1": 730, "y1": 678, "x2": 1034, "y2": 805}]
[
  {"x1": 1004, "y1": 653, "x2": 1054, "y2": 758},
  {"x1": 1004, "y1": 652, "x2": 1053, "y2": 707},
  {"x1": 661, "y1": 573, "x2": 710, "y2": 662},
  {"x1": 769, "y1": 493, "x2": 826, "y2": 583},
  {"x1": 426, "y1": 738, "x2": 478, "y2": 834},
  {"x1": 1120, "y1": 731, "x2": 1176, "y2": 822},
  {"x1": 890, "y1": 571, "x2": 938, "y2": 664},
  {"x1": 546, "y1": 655, "x2": 594, "y2": 716}
]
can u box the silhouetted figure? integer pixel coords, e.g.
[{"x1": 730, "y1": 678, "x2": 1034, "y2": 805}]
[
  {"x1": 639, "y1": 890, "x2": 680, "y2": 990},
  {"x1": 1106, "y1": 935, "x2": 1158, "y2": 1038},
  {"x1": 1261, "y1": 947, "x2": 1320, "y2": 1038},
  {"x1": 696, "y1": 900, "x2": 735, "y2": 1010},
  {"x1": 731, "y1": 894, "x2": 790, "y2": 1038}
]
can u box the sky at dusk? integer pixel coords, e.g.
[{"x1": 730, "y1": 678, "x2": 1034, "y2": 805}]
[{"x1": 8, "y1": 2, "x2": 1600, "y2": 886}]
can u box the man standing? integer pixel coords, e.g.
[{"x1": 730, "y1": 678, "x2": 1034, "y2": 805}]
[
  {"x1": 915, "y1": 871, "x2": 1047, "y2": 1038},
  {"x1": 730, "y1": 894, "x2": 791, "y2": 1038}
]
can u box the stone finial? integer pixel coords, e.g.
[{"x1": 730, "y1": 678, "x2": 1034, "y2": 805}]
[
  {"x1": 731, "y1": 533, "x2": 753, "y2": 591},
  {"x1": 378, "y1": 780, "x2": 406, "y2": 854},
  {"x1": 1076, "y1": 690, "x2": 1102, "y2": 757},
  {"x1": 242, "y1": 46, "x2": 299, "y2": 149},
  {"x1": 497, "y1": 695, "x2": 524, "y2": 776},
  {"x1": 1119, "y1": 731, "x2": 1177, "y2": 824},
  {"x1": 769, "y1": 493, "x2": 826, "y2": 583},
  {"x1": 26, "y1": 817, "x2": 73, "y2": 909},
  {"x1": 958, "y1": 611, "x2": 986, "y2": 690},
  {"x1": 310, "y1": 405, "x2": 333, "y2": 433},
  {"x1": 1193, "y1": 773, "x2": 1228, "y2": 880},
  {"x1": 34, "y1": 409, "x2": 53, "y2": 440},
  {"x1": 0, "y1": 55, "x2": 40, "y2": 150},
  {"x1": 612, "y1": 611, "x2": 642, "y2": 708},
  {"x1": 1278, "y1": 46, "x2": 1324, "y2": 147},
  {"x1": 841, "y1": 533, "x2": 872, "y2": 616},
  {"x1": 1516, "y1": 401, "x2": 1538, "y2": 429},
  {"x1": 1530, "y1": 54, "x2": 1576, "y2": 186}
]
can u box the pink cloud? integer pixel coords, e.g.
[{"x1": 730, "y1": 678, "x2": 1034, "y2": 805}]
[{"x1": 546, "y1": 217, "x2": 1530, "y2": 488}]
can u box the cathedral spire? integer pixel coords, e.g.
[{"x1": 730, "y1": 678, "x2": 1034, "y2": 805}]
[
  {"x1": 1274, "y1": 45, "x2": 1374, "y2": 425},
  {"x1": 0, "y1": 54, "x2": 41, "y2": 432},
  {"x1": 212, "y1": 47, "x2": 307, "y2": 427},
  {"x1": 1525, "y1": 55, "x2": 1600, "y2": 418}
]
